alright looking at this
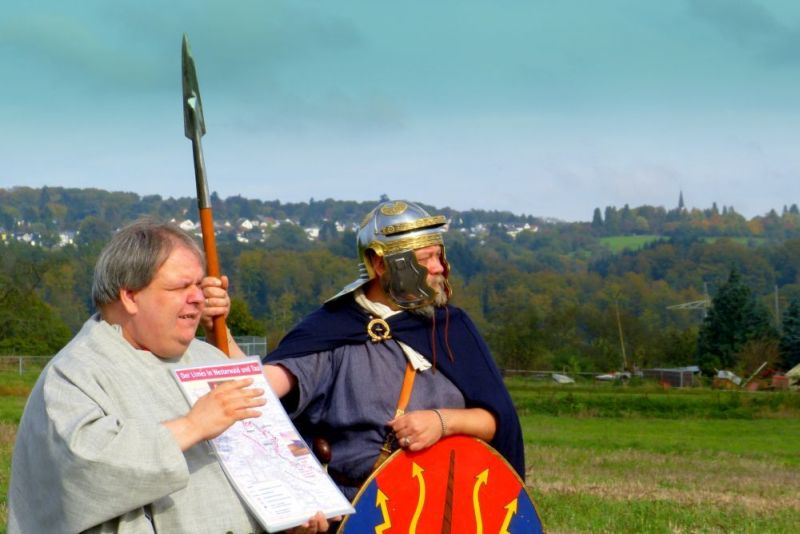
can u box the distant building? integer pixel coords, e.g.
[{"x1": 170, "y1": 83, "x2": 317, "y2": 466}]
[{"x1": 58, "y1": 231, "x2": 76, "y2": 247}]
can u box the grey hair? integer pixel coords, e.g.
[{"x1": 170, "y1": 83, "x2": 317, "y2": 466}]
[{"x1": 91, "y1": 218, "x2": 205, "y2": 308}]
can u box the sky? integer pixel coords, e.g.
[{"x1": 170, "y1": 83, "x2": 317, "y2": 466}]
[{"x1": 1, "y1": 0, "x2": 799, "y2": 222}]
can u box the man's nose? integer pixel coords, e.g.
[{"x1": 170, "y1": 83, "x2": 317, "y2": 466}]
[
  {"x1": 189, "y1": 285, "x2": 204, "y2": 304},
  {"x1": 428, "y1": 257, "x2": 444, "y2": 274}
]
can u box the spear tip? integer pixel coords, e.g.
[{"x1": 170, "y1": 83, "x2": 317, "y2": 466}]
[{"x1": 181, "y1": 33, "x2": 206, "y2": 139}]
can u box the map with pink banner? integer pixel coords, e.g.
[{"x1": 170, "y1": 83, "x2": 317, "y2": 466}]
[{"x1": 173, "y1": 357, "x2": 354, "y2": 532}]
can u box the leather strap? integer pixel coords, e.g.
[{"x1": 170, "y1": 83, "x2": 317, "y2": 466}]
[
  {"x1": 371, "y1": 361, "x2": 417, "y2": 470},
  {"x1": 395, "y1": 361, "x2": 417, "y2": 417}
]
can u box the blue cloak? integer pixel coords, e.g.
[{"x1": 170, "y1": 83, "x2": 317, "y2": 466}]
[{"x1": 265, "y1": 295, "x2": 525, "y2": 478}]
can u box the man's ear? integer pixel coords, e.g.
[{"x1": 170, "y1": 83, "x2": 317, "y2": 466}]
[
  {"x1": 370, "y1": 253, "x2": 387, "y2": 277},
  {"x1": 119, "y1": 288, "x2": 138, "y2": 315}
]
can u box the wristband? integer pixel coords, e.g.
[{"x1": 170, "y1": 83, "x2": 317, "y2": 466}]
[{"x1": 431, "y1": 408, "x2": 447, "y2": 438}]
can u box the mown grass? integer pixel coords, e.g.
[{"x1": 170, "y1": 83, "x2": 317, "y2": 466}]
[
  {"x1": 517, "y1": 380, "x2": 800, "y2": 533},
  {"x1": 599, "y1": 235, "x2": 663, "y2": 253},
  {"x1": 1, "y1": 370, "x2": 799, "y2": 532},
  {"x1": 507, "y1": 378, "x2": 800, "y2": 420}
]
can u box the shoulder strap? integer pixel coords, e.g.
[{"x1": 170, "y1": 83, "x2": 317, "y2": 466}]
[{"x1": 371, "y1": 362, "x2": 417, "y2": 470}]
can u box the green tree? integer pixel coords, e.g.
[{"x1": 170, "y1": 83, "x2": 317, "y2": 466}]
[
  {"x1": 227, "y1": 297, "x2": 267, "y2": 337},
  {"x1": 76, "y1": 216, "x2": 112, "y2": 247},
  {"x1": 591, "y1": 208, "x2": 604, "y2": 235},
  {"x1": 0, "y1": 278, "x2": 71, "y2": 355},
  {"x1": 484, "y1": 284, "x2": 550, "y2": 370},
  {"x1": 779, "y1": 297, "x2": 800, "y2": 370},
  {"x1": 696, "y1": 269, "x2": 777, "y2": 375},
  {"x1": 318, "y1": 220, "x2": 338, "y2": 242}
]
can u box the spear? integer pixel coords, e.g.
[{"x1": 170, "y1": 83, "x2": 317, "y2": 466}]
[{"x1": 182, "y1": 33, "x2": 230, "y2": 355}]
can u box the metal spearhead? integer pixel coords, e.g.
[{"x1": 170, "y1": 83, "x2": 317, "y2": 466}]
[
  {"x1": 182, "y1": 34, "x2": 206, "y2": 139},
  {"x1": 182, "y1": 33, "x2": 211, "y2": 209}
]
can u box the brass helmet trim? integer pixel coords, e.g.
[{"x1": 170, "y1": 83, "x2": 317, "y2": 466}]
[
  {"x1": 380, "y1": 216, "x2": 448, "y2": 236},
  {"x1": 368, "y1": 232, "x2": 444, "y2": 257}
]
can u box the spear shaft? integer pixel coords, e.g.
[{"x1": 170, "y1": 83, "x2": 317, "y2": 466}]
[{"x1": 182, "y1": 34, "x2": 230, "y2": 355}]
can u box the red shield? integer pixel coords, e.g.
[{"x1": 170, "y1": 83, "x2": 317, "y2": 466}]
[{"x1": 339, "y1": 436, "x2": 542, "y2": 533}]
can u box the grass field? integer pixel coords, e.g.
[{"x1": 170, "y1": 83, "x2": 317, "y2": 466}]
[
  {"x1": 599, "y1": 235, "x2": 663, "y2": 253},
  {"x1": 1, "y1": 369, "x2": 798, "y2": 532},
  {"x1": 513, "y1": 379, "x2": 800, "y2": 533}
]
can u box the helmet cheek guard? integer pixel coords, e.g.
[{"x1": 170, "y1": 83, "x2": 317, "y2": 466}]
[{"x1": 383, "y1": 250, "x2": 436, "y2": 309}]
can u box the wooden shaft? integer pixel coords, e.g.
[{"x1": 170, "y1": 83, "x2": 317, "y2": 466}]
[{"x1": 199, "y1": 207, "x2": 229, "y2": 355}]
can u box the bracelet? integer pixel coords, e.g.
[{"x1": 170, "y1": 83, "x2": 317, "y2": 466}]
[{"x1": 431, "y1": 408, "x2": 447, "y2": 438}]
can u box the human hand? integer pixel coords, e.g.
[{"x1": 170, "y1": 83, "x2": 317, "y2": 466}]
[
  {"x1": 284, "y1": 511, "x2": 336, "y2": 533},
  {"x1": 187, "y1": 378, "x2": 265, "y2": 441},
  {"x1": 200, "y1": 275, "x2": 230, "y2": 332},
  {"x1": 388, "y1": 409, "x2": 445, "y2": 452}
]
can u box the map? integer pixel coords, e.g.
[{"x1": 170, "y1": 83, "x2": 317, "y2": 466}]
[{"x1": 173, "y1": 357, "x2": 354, "y2": 532}]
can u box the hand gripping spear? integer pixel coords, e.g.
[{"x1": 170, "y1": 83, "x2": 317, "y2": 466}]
[{"x1": 182, "y1": 34, "x2": 230, "y2": 355}]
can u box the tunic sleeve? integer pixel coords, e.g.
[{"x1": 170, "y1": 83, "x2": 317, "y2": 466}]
[{"x1": 271, "y1": 350, "x2": 335, "y2": 418}]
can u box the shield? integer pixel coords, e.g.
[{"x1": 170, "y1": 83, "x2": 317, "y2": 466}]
[{"x1": 339, "y1": 435, "x2": 543, "y2": 533}]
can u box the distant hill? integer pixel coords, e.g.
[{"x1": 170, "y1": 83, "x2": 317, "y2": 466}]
[
  {"x1": 0, "y1": 186, "x2": 538, "y2": 233},
  {"x1": 3, "y1": 186, "x2": 800, "y2": 246}
]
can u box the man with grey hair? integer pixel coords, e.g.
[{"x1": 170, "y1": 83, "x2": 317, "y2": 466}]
[{"x1": 8, "y1": 218, "x2": 330, "y2": 533}]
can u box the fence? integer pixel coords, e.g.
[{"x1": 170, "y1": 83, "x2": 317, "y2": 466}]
[
  {"x1": 0, "y1": 356, "x2": 52, "y2": 375},
  {"x1": 0, "y1": 336, "x2": 268, "y2": 376},
  {"x1": 235, "y1": 336, "x2": 268, "y2": 357},
  {"x1": 503, "y1": 368, "x2": 702, "y2": 387}
]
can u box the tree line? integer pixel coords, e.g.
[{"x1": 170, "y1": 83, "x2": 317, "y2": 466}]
[{"x1": 2, "y1": 187, "x2": 800, "y2": 376}]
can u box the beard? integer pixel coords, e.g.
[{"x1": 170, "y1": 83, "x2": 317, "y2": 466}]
[{"x1": 408, "y1": 274, "x2": 448, "y2": 318}]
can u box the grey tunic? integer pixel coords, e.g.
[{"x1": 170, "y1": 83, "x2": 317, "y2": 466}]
[
  {"x1": 273, "y1": 338, "x2": 465, "y2": 499},
  {"x1": 8, "y1": 315, "x2": 262, "y2": 534}
]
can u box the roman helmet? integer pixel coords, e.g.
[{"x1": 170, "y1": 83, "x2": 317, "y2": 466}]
[{"x1": 329, "y1": 199, "x2": 451, "y2": 309}]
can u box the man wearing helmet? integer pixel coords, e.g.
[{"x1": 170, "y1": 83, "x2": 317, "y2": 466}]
[{"x1": 204, "y1": 200, "x2": 524, "y2": 500}]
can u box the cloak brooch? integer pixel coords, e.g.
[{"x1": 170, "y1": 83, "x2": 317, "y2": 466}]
[{"x1": 366, "y1": 317, "x2": 392, "y2": 342}]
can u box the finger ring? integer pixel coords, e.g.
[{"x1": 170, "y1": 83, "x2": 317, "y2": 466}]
[
  {"x1": 403, "y1": 437, "x2": 410, "y2": 447},
  {"x1": 205, "y1": 298, "x2": 209, "y2": 306}
]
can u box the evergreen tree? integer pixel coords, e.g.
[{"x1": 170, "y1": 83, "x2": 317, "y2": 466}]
[
  {"x1": 604, "y1": 206, "x2": 620, "y2": 234},
  {"x1": 696, "y1": 269, "x2": 777, "y2": 374},
  {"x1": 318, "y1": 220, "x2": 338, "y2": 242},
  {"x1": 779, "y1": 297, "x2": 800, "y2": 370},
  {"x1": 591, "y1": 207, "x2": 603, "y2": 232}
]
